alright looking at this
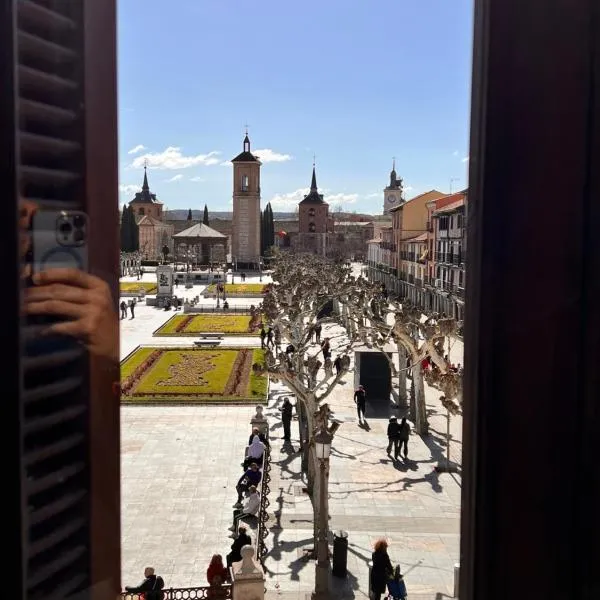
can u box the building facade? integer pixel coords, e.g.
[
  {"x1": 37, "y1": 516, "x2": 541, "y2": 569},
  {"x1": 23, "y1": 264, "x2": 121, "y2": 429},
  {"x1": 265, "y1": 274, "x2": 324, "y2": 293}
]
[
  {"x1": 231, "y1": 134, "x2": 261, "y2": 268},
  {"x1": 294, "y1": 166, "x2": 334, "y2": 255},
  {"x1": 127, "y1": 167, "x2": 174, "y2": 259}
]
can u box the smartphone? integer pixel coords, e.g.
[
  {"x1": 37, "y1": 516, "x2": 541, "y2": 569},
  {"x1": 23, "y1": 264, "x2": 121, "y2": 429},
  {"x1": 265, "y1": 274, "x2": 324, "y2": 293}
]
[{"x1": 32, "y1": 209, "x2": 89, "y2": 275}]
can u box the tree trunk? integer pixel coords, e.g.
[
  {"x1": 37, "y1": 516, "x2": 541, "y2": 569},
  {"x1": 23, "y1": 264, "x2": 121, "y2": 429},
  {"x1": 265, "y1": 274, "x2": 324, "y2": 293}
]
[
  {"x1": 412, "y1": 362, "x2": 429, "y2": 435},
  {"x1": 396, "y1": 344, "x2": 408, "y2": 409}
]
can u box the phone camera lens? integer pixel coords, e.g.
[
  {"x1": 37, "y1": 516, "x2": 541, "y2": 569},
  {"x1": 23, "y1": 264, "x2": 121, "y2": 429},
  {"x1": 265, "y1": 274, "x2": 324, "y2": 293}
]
[
  {"x1": 73, "y1": 215, "x2": 85, "y2": 229},
  {"x1": 59, "y1": 221, "x2": 73, "y2": 234},
  {"x1": 73, "y1": 229, "x2": 85, "y2": 243}
]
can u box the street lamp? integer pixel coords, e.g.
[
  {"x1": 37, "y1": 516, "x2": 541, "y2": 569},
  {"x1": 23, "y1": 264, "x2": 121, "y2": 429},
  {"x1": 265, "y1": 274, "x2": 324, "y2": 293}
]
[{"x1": 313, "y1": 427, "x2": 333, "y2": 600}]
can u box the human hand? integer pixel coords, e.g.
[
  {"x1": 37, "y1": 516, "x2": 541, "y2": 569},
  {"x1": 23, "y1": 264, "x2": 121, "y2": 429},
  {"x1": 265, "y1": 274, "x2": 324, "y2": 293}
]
[{"x1": 24, "y1": 267, "x2": 119, "y2": 361}]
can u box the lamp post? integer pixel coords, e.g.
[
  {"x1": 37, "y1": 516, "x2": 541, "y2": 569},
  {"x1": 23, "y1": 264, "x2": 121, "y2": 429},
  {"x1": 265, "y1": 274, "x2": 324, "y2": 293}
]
[{"x1": 313, "y1": 427, "x2": 332, "y2": 600}]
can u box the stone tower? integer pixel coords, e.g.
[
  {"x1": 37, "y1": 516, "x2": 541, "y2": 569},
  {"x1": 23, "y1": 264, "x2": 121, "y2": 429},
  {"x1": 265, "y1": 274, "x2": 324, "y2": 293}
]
[
  {"x1": 383, "y1": 158, "x2": 403, "y2": 215},
  {"x1": 231, "y1": 133, "x2": 262, "y2": 268}
]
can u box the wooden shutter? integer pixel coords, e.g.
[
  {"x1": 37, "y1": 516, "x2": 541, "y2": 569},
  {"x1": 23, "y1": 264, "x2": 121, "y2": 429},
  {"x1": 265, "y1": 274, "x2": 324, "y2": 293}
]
[{"x1": 2, "y1": 1, "x2": 120, "y2": 598}]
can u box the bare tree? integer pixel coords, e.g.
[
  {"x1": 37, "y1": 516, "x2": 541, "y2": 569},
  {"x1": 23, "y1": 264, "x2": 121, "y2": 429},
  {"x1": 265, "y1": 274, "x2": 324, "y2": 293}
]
[
  {"x1": 337, "y1": 275, "x2": 462, "y2": 434},
  {"x1": 258, "y1": 252, "x2": 359, "y2": 548}
]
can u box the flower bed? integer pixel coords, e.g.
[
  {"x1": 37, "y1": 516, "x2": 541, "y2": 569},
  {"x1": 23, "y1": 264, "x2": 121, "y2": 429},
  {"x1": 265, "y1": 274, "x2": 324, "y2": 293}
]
[
  {"x1": 120, "y1": 346, "x2": 268, "y2": 404},
  {"x1": 153, "y1": 314, "x2": 262, "y2": 337},
  {"x1": 120, "y1": 282, "x2": 157, "y2": 295},
  {"x1": 203, "y1": 283, "x2": 267, "y2": 298}
]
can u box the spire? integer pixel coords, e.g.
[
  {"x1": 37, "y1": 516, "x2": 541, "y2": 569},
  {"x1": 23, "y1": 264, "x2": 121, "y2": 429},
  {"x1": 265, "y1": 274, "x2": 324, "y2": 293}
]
[
  {"x1": 310, "y1": 165, "x2": 318, "y2": 192},
  {"x1": 390, "y1": 157, "x2": 398, "y2": 188},
  {"x1": 142, "y1": 161, "x2": 149, "y2": 191},
  {"x1": 243, "y1": 125, "x2": 250, "y2": 152}
]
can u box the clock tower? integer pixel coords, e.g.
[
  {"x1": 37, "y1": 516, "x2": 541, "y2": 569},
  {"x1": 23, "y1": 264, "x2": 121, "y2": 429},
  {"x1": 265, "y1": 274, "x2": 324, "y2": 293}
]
[{"x1": 383, "y1": 158, "x2": 403, "y2": 215}]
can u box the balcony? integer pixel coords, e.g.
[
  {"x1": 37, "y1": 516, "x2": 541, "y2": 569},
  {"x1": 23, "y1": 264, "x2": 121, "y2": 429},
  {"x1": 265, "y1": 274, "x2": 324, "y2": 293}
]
[
  {"x1": 407, "y1": 273, "x2": 415, "y2": 284},
  {"x1": 415, "y1": 277, "x2": 423, "y2": 288},
  {"x1": 452, "y1": 253, "x2": 462, "y2": 265}
]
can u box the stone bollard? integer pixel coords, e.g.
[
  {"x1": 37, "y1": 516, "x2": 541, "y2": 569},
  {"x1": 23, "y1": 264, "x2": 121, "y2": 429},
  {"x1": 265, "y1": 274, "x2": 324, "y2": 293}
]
[
  {"x1": 230, "y1": 545, "x2": 265, "y2": 600},
  {"x1": 454, "y1": 563, "x2": 460, "y2": 598},
  {"x1": 250, "y1": 405, "x2": 269, "y2": 438}
]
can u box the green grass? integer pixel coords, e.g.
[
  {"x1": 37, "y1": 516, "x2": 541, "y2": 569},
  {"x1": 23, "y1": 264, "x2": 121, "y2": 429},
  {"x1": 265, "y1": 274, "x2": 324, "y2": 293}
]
[
  {"x1": 204, "y1": 283, "x2": 266, "y2": 295},
  {"x1": 154, "y1": 314, "x2": 259, "y2": 336},
  {"x1": 121, "y1": 347, "x2": 155, "y2": 379},
  {"x1": 120, "y1": 347, "x2": 268, "y2": 404},
  {"x1": 120, "y1": 282, "x2": 157, "y2": 294}
]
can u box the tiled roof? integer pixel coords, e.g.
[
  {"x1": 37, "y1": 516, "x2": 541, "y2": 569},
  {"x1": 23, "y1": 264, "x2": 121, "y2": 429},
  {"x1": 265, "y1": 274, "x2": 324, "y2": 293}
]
[
  {"x1": 231, "y1": 150, "x2": 260, "y2": 163},
  {"x1": 404, "y1": 232, "x2": 428, "y2": 242},
  {"x1": 173, "y1": 223, "x2": 227, "y2": 239},
  {"x1": 433, "y1": 197, "x2": 465, "y2": 214},
  {"x1": 389, "y1": 189, "x2": 445, "y2": 212},
  {"x1": 136, "y1": 215, "x2": 163, "y2": 226}
]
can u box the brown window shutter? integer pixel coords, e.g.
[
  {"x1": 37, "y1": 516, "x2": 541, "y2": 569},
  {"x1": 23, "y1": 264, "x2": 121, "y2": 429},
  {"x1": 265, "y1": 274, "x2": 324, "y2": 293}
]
[{"x1": 12, "y1": 1, "x2": 120, "y2": 599}]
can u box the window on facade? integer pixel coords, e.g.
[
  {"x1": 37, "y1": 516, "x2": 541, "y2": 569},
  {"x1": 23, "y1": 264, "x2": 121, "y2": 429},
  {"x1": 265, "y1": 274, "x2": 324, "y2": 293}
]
[
  {"x1": 241, "y1": 174, "x2": 249, "y2": 191},
  {"x1": 138, "y1": 207, "x2": 144, "y2": 215},
  {"x1": 439, "y1": 216, "x2": 449, "y2": 230},
  {"x1": 309, "y1": 222, "x2": 316, "y2": 232},
  {"x1": 457, "y1": 213, "x2": 463, "y2": 229},
  {"x1": 308, "y1": 208, "x2": 316, "y2": 217}
]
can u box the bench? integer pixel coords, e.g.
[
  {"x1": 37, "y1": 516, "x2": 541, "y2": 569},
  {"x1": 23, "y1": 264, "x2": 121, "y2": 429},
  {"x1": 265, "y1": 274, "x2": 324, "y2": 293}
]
[{"x1": 194, "y1": 340, "x2": 221, "y2": 347}]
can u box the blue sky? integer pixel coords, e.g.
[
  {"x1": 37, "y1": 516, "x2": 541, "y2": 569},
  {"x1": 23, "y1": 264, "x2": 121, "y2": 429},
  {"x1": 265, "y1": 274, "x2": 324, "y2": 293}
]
[{"x1": 118, "y1": 0, "x2": 473, "y2": 214}]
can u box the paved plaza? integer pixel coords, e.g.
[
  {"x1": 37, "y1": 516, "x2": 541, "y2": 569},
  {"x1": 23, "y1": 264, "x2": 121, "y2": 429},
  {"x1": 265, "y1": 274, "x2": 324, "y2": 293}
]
[{"x1": 120, "y1": 269, "x2": 463, "y2": 598}]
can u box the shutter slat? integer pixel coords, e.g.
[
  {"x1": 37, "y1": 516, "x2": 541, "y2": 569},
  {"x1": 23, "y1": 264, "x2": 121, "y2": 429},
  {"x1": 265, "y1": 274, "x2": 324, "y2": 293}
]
[
  {"x1": 19, "y1": 30, "x2": 77, "y2": 62},
  {"x1": 40, "y1": 573, "x2": 87, "y2": 600},
  {"x1": 19, "y1": 165, "x2": 80, "y2": 185},
  {"x1": 29, "y1": 518, "x2": 86, "y2": 559},
  {"x1": 26, "y1": 463, "x2": 84, "y2": 496},
  {"x1": 29, "y1": 490, "x2": 86, "y2": 526},
  {"x1": 19, "y1": 64, "x2": 77, "y2": 95},
  {"x1": 20, "y1": 98, "x2": 76, "y2": 124},
  {"x1": 23, "y1": 347, "x2": 83, "y2": 372},
  {"x1": 19, "y1": 132, "x2": 81, "y2": 155},
  {"x1": 27, "y1": 546, "x2": 86, "y2": 589},
  {"x1": 18, "y1": 0, "x2": 76, "y2": 33},
  {"x1": 23, "y1": 376, "x2": 84, "y2": 404},
  {"x1": 23, "y1": 406, "x2": 86, "y2": 436},
  {"x1": 24, "y1": 434, "x2": 85, "y2": 467}
]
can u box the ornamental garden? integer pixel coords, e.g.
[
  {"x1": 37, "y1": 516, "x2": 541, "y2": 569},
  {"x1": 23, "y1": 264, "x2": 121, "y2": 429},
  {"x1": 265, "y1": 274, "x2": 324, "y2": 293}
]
[
  {"x1": 120, "y1": 347, "x2": 268, "y2": 404},
  {"x1": 154, "y1": 313, "x2": 262, "y2": 336},
  {"x1": 120, "y1": 282, "x2": 158, "y2": 295},
  {"x1": 203, "y1": 283, "x2": 269, "y2": 297}
]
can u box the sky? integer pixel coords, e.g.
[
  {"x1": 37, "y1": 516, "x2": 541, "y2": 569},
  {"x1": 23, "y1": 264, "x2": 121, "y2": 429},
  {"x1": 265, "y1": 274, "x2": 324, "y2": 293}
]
[{"x1": 117, "y1": 0, "x2": 473, "y2": 214}]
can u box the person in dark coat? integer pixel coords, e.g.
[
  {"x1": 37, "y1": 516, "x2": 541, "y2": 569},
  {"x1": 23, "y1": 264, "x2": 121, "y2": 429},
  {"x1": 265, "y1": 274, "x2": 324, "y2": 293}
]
[
  {"x1": 386, "y1": 417, "x2": 401, "y2": 458},
  {"x1": 280, "y1": 397, "x2": 293, "y2": 441},
  {"x1": 125, "y1": 567, "x2": 164, "y2": 599},
  {"x1": 333, "y1": 355, "x2": 342, "y2": 375},
  {"x1": 371, "y1": 538, "x2": 393, "y2": 600},
  {"x1": 259, "y1": 326, "x2": 266, "y2": 348},
  {"x1": 226, "y1": 526, "x2": 252, "y2": 567},
  {"x1": 398, "y1": 417, "x2": 411, "y2": 458},
  {"x1": 354, "y1": 385, "x2": 367, "y2": 423},
  {"x1": 314, "y1": 322, "x2": 322, "y2": 344}
]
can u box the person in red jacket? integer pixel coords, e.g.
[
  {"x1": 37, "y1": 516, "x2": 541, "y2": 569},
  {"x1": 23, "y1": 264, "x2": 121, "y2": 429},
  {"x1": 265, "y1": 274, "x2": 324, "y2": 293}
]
[{"x1": 207, "y1": 554, "x2": 229, "y2": 586}]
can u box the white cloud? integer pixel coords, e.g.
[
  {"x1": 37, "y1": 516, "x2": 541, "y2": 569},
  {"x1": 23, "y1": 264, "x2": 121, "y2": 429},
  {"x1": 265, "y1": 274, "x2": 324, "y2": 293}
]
[
  {"x1": 128, "y1": 144, "x2": 146, "y2": 155},
  {"x1": 452, "y1": 150, "x2": 459, "y2": 157},
  {"x1": 325, "y1": 192, "x2": 358, "y2": 205},
  {"x1": 252, "y1": 148, "x2": 292, "y2": 163},
  {"x1": 119, "y1": 184, "x2": 141, "y2": 196},
  {"x1": 462, "y1": 156, "x2": 470, "y2": 163},
  {"x1": 165, "y1": 174, "x2": 183, "y2": 182},
  {"x1": 404, "y1": 185, "x2": 414, "y2": 193},
  {"x1": 130, "y1": 146, "x2": 221, "y2": 170},
  {"x1": 268, "y1": 188, "x2": 310, "y2": 208},
  {"x1": 220, "y1": 161, "x2": 231, "y2": 167},
  {"x1": 190, "y1": 176, "x2": 205, "y2": 182},
  {"x1": 366, "y1": 192, "x2": 380, "y2": 199}
]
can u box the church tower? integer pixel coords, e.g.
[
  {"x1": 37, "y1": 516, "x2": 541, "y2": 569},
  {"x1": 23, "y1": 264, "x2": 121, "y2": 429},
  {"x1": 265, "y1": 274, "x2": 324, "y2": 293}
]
[
  {"x1": 383, "y1": 158, "x2": 403, "y2": 215},
  {"x1": 231, "y1": 132, "x2": 262, "y2": 268}
]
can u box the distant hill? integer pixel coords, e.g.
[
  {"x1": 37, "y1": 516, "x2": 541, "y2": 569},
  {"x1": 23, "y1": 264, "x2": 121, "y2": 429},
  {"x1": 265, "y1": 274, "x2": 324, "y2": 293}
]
[{"x1": 165, "y1": 210, "x2": 384, "y2": 221}]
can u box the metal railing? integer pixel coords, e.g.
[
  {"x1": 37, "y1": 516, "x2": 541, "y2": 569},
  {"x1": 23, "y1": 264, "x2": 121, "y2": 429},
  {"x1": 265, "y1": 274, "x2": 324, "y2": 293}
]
[
  {"x1": 120, "y1": 586, "x2": 232, "y2": 599},
  {"x1": 256, "y1": 442, "x2": 272, "y2": 565},
  {"x1": 183, "y1": 305, "x2": 257, "y2": 314}
]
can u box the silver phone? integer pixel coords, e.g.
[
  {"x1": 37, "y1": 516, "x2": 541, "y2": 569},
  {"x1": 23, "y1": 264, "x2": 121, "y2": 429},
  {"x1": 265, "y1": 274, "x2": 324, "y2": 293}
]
[{"x1": 32, "y1": 209, "x2": 89, "y2": 275}]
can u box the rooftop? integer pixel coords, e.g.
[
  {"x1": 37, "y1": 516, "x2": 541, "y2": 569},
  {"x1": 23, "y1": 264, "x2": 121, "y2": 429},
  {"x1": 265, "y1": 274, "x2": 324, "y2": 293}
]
[
  {"x1": 434, "y1": 197, "x2": 465, "y2": 215},
  {"x1": 389, "y1": 189, "x2": 445, "y2": 212},
  {"x1": 173, "y1": 223, "x2": 227, "y2": 239}
]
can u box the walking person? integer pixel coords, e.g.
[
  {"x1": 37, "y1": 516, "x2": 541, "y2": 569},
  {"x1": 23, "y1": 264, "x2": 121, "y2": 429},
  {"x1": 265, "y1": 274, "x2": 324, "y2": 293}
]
[
  {"x1": 333, "y1": 355, "x2": 342, "y2": 375},
  {"x1": 259, "y1": 326, "x2": 266, "y2": 349},
  {"x1": 129, "y1": 298, "x2": 136, "y2": 319},
  {"x1": 266, "y1": 327, "x2": 274, "y2": 348},
  {"x1": 314, "y1": 322, "x2": 322, "y2": 344},
  {"x1": 370, "y1": 539, "x2": 393, "y2": 600},
  {"x1": 386, "y1": 416, "x2": 401, "y2": 458},
  {"x1": 398, "y1": 417, "x2": 411, "y2": 459},
  {"x1": 354, "y1": 384, "x2": 367, "y2": 424},
  {"x1": 120, "y1": 300, "x2": 127, "y2": 320},
  {"x1": 320, "y1": 337, "x2": 331, "y2": 360},
  {"x1": 280, "y1": 397, "x2": 293, "y2": 441}
]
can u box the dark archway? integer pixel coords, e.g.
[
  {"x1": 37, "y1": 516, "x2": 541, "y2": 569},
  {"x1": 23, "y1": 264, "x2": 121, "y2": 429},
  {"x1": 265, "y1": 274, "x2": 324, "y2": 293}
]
[
  {"x1": 357, "y1": 352, "x2": 392, "y2": 418},
  {"x1": 317, "y1": 299, "x2": 334, "y2": 319}
]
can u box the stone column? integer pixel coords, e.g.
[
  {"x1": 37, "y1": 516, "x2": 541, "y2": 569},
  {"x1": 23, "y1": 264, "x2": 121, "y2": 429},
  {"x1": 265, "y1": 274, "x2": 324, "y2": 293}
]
[
  {"x1": 230, "y1": 545, "x2": 265, "y2": 600},
  {"x1": 250, "y1": 405, "x2": 269, "y2": 437}
]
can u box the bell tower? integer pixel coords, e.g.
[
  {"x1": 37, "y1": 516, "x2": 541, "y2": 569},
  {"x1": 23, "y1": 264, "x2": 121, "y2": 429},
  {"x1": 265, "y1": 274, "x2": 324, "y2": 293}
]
[
  {"x1": 231, "y1": 131, "x2": 262, "y2": 268},
  {"x1": 383, "y1": 157, "x2": 403, "y2": 215}
]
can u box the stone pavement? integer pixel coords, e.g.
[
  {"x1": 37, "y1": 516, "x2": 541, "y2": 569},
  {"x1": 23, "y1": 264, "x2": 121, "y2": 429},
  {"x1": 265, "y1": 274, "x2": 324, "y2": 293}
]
[{"x1": 119, "y1": 268, "x2": 463, "y2": 598}]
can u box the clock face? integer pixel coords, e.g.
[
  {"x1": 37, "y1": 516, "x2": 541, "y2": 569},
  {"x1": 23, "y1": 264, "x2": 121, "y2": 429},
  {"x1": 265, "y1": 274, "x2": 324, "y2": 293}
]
[{"x1": 387, "y1": 195, "x2": 396, "y2": 204}]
